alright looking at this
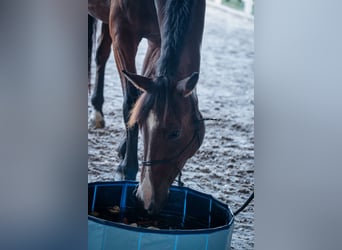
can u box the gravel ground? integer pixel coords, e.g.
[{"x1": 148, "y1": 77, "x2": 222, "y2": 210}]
[{"x1": 88, "y1": 3, "x2": 254, "y2": 249}]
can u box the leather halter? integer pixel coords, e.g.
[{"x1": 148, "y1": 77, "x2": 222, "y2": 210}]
[{"x1": 141, "y1": 127, "x2": 201, "y2": 167}]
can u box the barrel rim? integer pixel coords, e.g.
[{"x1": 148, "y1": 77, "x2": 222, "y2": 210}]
[{"x1": 88, "y1": 181, "x2": 234, "y2": 235}]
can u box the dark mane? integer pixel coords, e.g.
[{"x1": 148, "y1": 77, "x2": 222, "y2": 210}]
[
  {"x1": 128, "y1": 0, "x2": 194, "y2": 127},
  {"x1": 157, "y1": 0, "x2": 194, "y2": 79},
  {"x1": 129, "y1": 0, "x2": 195, "y2": 127}
]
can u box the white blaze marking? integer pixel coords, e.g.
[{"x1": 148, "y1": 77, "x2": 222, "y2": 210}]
[
  {"x1": 137, "y1": 111, "x2": 159, "y2": 210},
  {"x1": 137, "y1": 167, "x2": 153, "y2": 210},
  {"x1": 145, "y1": 111, "x2": 158, "y2": 160}
]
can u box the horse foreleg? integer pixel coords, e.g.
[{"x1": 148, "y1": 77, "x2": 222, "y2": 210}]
[
  {"x1": 111, "y1": 28, "x2": 140, "y2": 180},
  {"x1": 115, "y1": 42, "x2": 159, "y2": 161},
  {"x1": 88, "y1": 14, "x2": 96, "y2": 95},
  {"x1": 115, "y1": 42, "x2": 161, "y2": 163},
  {"x1": 114, "y1": 42, "x2": 160, "y2": 163},
  {"x1": 90, "y1": 22, "x2": 111, "y2": 128}
]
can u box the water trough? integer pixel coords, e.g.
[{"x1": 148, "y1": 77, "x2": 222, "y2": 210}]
[{"x1": 88, "y1": 181, "x2": 234, "y2": 250}]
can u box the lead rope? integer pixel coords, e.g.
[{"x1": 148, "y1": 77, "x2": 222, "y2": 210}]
[
  {"x1": 189, "y1": 117, "x2": 254, "y2": 216},
  {"x1": 233, "y1": 191, "x2": 254, "y2": 216}
]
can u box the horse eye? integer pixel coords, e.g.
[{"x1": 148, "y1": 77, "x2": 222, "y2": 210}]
[{"x1": 168, "y1": 130, "x2": 181, "y2": 139}]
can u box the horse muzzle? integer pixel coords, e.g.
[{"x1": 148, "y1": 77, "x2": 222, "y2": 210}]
[
  {"x1": 136, "y1": 184, "x2": 168, "y2": 215},
  {"x1": 136, "y1": 166, "x2": 171, "y2": 215}
]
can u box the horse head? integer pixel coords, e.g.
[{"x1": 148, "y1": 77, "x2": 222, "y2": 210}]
[{"x1": 123, "y1": 70, "x2": 205, "y2": 214}]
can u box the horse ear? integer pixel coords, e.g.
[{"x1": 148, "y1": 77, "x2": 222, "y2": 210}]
[
  {"x1": 176, "y1": 72, "x2": 199, "y2": 97},
  {"x1": 122, "y1": 70, "x2": 154, "y2": 92}
]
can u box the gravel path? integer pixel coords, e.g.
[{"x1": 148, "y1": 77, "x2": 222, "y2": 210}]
[{"x1": 88, "y1": 3, "x2": 254, "y2": 249}]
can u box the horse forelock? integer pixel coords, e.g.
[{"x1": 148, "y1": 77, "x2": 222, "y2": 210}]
[{"x1": 128, "y1": 78, "x2": 171, "y2": 128}]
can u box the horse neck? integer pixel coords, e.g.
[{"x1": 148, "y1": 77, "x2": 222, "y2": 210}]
[{"x1": 155, "y1": 0, "x2": 195, "y2": 78}]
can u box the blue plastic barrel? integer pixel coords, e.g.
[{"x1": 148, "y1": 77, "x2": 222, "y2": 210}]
[{"x1": 88, "y1": 181, "x2": 234, "y2": 250}]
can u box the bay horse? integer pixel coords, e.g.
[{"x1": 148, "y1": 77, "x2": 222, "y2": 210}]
[{"x1": 89, "y1": 0, "x2": 206, "y2": 214}]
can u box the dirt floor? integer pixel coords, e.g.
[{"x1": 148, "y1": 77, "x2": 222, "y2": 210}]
[{"x1": 88, "y1": 3, "x2": 254, "y2": 249}]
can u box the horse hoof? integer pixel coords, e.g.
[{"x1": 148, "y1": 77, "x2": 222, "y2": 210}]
[
  {"x1": 114, "y1": 170, "x2": 124, "y2": 181},
  {"x1": 90, "y1": 110, "x2": 105, "y2": 128}
]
